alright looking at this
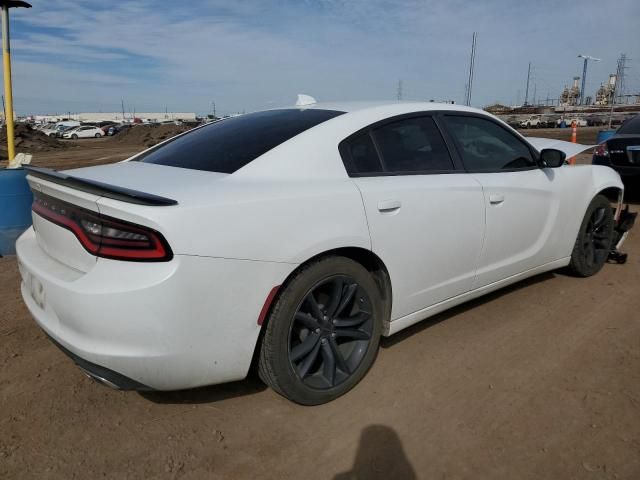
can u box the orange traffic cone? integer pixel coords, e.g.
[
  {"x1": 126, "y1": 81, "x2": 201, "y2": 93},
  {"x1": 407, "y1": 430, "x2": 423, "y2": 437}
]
[{"x1": 569, "y1": 120, "x2": 577, "y2": 165}]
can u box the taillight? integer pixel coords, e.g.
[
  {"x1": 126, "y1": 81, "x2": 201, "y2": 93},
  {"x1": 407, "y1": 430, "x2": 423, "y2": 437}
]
[
  {"x1": 32, "y1": 192, "x2": 173, "y2": 262},
  {"x1": 594, "y1": 143, "x2": 609, "y2": 157}
]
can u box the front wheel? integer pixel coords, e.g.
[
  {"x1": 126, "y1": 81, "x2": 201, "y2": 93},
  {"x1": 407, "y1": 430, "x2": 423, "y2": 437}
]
[
  {"x1": 258, "y1": 256, "x2": 383, "y2": 405},
  {"x1": 567, "y1": 195, "x2": 615, "y2": 277},
  {"x1": 71, "y1": 134, "x2": 78, "y2": 140}
]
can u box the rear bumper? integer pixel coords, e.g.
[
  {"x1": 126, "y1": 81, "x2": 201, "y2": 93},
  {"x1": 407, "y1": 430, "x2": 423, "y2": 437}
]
[
  {"x1": 46, "y1": 334, "x2": 153, "y2": 390},
  {"x1": 593, "y1": 155, "x2": 640, "y2": 177},
  {"x1": 17, "y1": 227, "x2": 293, "y2": 390}
]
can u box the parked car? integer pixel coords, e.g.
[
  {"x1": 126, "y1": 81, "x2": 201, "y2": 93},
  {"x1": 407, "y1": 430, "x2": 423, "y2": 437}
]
[
  {"x1": 55, "y1": 125, "x2": 79, "y2": 138},
  {"x1": 519, "y1": 115, "x2": 542, "y2": 128},
  {"x1": 100, "y1": 123, "x2": 117, "y2": 135},
  {"x1": 17, "y1": 101, "x2": 632, "y2": 405},
  {"x1": 538, "y1": 115, "x2": 556, "y2": 128},
  {"x1": 39, "y1": 124, "x2": 59, "y2": 137},
  {"x1": 62, "y1": 125, "x2": 104, "y2": 139},
  {"x1": 593, "y1": 114, "x2": 640, "y2": 180},
  {"x1": 587, "y1": 115, "x2": 607, "y2": 127},
  {"x1": 107, "y1": 124, "x2": 130, "y2": 136}
]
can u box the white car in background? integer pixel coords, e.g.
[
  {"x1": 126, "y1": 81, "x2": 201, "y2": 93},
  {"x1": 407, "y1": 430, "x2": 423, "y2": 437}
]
[
  {"x1": 39, "y1": 124, "x2": 59, "y2": 137},
  {"x1": 62, "y1": 125, "x2": 104, "y2": 139},
  {"x1": 17, "y1": 99, "x2": 628, "y2": 405}
]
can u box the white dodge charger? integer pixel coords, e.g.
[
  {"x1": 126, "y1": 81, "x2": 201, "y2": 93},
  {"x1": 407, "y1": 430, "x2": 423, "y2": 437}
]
[{"x1": 17, "y1": 99, "x2": 627, "y2": 404}]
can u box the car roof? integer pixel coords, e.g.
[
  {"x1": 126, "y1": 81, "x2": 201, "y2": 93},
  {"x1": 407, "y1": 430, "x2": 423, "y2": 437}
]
[
  {"x1": 235, "y1": 101, "x2": 500, "y2": 180},
  {"x1": 300, "y1": 100, "x2": 484, "y2": 116}
]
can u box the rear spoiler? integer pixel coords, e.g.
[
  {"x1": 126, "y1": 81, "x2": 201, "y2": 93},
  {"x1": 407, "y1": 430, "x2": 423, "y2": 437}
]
[{"x1": 23, "y1": 166, "x2": 178, "y2": 206}]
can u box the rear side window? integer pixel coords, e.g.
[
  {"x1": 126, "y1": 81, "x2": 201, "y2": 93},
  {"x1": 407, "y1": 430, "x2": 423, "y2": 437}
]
[
  {"x1": 136, "y1": 109, "x2": 344, "y2": 173},
  {"x1": 443, "y1": 115, "x2": 536, "y2": 171},
  {"x1": 372, "y1": 117, "x2": 454, "y2": 172},
  {"x1": 342, "y1": 133, "x2": 383, "y2": 175},
  {"x1": 340, "y1": 115, "x2": 454, "y2": 176}
]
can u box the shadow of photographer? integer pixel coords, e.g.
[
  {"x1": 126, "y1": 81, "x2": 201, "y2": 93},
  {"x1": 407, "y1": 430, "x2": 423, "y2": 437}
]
[{"x1": 334, "y1": 424, "x2": 416, "y2": 480}]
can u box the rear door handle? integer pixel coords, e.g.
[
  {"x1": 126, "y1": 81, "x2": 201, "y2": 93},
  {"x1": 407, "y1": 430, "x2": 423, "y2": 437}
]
[
  {"x1": 489, "y1": 194, "x2": 504, "y2": 205},
  {"x1": 377, "y1": 199, "x2": 402, "y2": 213}
]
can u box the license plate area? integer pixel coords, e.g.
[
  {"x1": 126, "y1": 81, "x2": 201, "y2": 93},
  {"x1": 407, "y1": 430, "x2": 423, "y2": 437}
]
[{"x1": 19, "y1": 261, "x2": 47, "y2": 310}]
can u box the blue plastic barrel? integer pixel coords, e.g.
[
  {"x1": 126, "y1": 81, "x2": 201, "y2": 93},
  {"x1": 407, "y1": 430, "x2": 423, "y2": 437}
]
[
  {"x1": 596, "y1": 130, "x2": 616, "y2": 144},
  {"x1": 0, "y1": 168, "x2": 33, "y2": 256}
]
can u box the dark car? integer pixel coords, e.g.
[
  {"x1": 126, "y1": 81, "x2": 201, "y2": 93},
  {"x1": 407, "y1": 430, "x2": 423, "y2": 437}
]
[{"x1": 593, "y1": 115, "x2": 640, "y2": 179}]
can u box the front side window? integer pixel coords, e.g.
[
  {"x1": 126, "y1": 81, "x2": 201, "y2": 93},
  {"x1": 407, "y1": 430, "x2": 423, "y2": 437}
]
[
  {"x1": 443, "y1": 115, "x2": 536, "y2": 171},
  {"x1": 136, "y1": 109, "x2": 345, "y2": 173},
  {"x1": 372, "y1": 117, "x2": 454, "y2": 173}
]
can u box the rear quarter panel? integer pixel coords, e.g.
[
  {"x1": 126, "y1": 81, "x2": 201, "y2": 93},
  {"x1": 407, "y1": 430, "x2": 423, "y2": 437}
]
[{"x1": 95, "y1": 177, "x2": 371, "y2": 264}]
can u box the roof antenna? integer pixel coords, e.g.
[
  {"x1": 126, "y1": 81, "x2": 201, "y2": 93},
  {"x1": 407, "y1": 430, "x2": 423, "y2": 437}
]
[{"x1": 296, "y1": 94, "x2": 317, "y2": 106}]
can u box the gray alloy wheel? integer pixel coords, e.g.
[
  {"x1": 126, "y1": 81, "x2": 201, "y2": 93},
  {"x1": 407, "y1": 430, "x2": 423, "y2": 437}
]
[
  {"x1": 568, "y1": 194, "x2": 615, "y2": 277},
  {"x1": 258, "y1": 256, "x2": 383, "y2": 405}
]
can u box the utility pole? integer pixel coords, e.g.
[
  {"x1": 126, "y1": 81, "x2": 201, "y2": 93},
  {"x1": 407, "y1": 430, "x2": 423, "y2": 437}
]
[
  {"x1": 121, "y1": 98, "x2": 125, "y2": 121},
  {"x1": 577, "y1": 54, "x2": 601, "y2": 105},
  {"x1": 533, "y1": 83, "x2": 537, "y2": 106},
  {"x1": 396, "y1": 80, "x2": 403, "y2": 101},
  {"x1": 524, "y1": 62, "x2": 531, "y2": 106},
  {"x1": 465, "y1": 32, "x2": 477, "y2": 106},
  {"x1": 1, "y1": 0, "x2": 32, "y2": 165},
  {"x1": 211, "y1": 100, "x2": 216, "y2": 118}
]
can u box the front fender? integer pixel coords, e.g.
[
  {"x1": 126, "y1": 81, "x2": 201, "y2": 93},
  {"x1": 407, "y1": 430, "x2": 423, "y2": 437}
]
[{"x1": 589, "y1": 165, "x2": 625, "y2": 216}]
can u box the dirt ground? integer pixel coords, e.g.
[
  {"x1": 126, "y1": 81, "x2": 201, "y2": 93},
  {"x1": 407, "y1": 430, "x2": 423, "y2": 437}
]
[{"x1": 1, "y1": 128, "x2": 639, "y2": 479}]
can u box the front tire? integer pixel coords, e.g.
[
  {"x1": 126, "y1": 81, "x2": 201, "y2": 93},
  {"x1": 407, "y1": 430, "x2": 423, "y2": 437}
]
[
  {"x1": 71, "y1": 134, "x2": 78, "y2": 140},
  {"x1": 567, "y1": 195, "x2": 615, "y2": 277},
  {"x1": 258, "y1": 256, "x2": 383, "y2": 405}
]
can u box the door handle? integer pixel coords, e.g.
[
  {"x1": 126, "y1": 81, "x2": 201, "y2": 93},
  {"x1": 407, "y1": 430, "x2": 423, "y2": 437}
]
[
  {"x1": 489, "y1": 194, "x2": 504, "y2": 205},
  {"x1": 377, "y1": 199, "x2": 402, "y2": 213}
]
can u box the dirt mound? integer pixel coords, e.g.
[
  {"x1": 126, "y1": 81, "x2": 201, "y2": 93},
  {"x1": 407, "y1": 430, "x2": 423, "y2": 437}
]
[
  {"x1": 0, "y1": 124, "x2": 76, "y2": 161},
  {"x1": 114, "y1": 124, "x2": 194, "y2": 148}
]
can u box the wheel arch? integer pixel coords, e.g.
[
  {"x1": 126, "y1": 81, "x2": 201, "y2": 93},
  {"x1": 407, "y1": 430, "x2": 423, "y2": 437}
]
[
  {"x1": 597, "y1": 186, "x2": 623, "y2": 217},
  {"x1": 249, "y1": 246, "x2": 393, "y2": 373}
]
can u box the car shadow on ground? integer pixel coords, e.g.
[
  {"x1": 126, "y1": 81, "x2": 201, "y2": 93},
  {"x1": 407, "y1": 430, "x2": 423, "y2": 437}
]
[
  {"x1": 139, "y1": 373, "x2": 267, "y2": 405},
  {"x1": 381, "y1": 272, "x2": 556, "y2": 349},
  {"x1": 333, "y1": 424, "x2": 416, "y2": 480}
]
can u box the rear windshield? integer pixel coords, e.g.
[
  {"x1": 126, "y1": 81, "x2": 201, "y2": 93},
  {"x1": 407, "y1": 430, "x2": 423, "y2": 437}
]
[
  {"x1": 617, "y1": 116, "x2": 640, "y2": 135},
  {"x1": 135, "y1": 109, "x2": 345, "y2": 173}
]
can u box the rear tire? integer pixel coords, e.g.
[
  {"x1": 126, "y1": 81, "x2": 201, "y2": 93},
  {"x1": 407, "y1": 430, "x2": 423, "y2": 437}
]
[
  {"x1": 258, "y1": 256, "x2": 383, "y2": 405},
  {"x1": 94, "y1": 133, "x2": 101, "y2": 138},
  {"x1": 567, "y1": 195, "x2": 615, "y2": 277}
]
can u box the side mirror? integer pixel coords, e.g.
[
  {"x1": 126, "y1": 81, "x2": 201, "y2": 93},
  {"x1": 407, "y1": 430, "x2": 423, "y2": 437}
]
[{"x1": 539, "y1": 148, "x2": 566, "y2": 168}]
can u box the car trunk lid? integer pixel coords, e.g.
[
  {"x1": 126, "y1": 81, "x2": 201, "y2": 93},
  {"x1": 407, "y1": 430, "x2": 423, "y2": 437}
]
[
  {"x1": 26, "y1": 162, "x2": 227, "y2": 271},
  {"x1": 26, "y1": 175, "x2": 102, "y2": 272},
  {"x1": 607, "y1": 135, "x2": 640, "y2": 167}
]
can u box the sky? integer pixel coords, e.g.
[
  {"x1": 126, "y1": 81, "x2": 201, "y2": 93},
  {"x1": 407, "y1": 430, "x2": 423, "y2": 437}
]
[{"x1": 8, "y1": 0, "x2": 640, "y2": 116}]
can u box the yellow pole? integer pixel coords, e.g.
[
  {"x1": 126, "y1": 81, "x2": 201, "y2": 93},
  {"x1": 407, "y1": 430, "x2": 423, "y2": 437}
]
[{"x1": 1, "y1": 5, "x2": 15, "y2": 165}]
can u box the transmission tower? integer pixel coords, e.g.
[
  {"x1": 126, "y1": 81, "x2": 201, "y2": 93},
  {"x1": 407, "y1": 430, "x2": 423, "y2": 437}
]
[
  {"x1": 397, "y1": 80, "x2": 403, "y2": 101},
  {"x1": 616, "y1": 53, "x2": 629, "y2": 103}
]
